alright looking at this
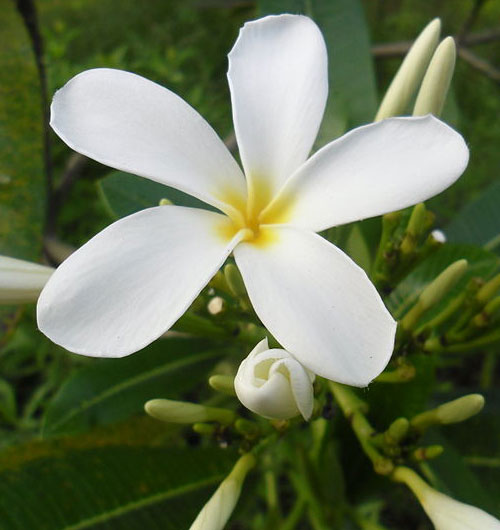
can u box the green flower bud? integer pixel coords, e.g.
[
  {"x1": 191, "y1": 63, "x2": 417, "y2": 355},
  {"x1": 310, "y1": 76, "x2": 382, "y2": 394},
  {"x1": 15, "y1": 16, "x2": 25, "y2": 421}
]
[
  {"x1": 144, "y1": 399, "x2": 236, "y2": 425},
  {"x1": 435, "y1": 394, "x2": 484, "y2": 424},
  {"x1": 375, "y1": 18, "x2": 441, "y2": 121},
  {"x1": 209, "y1": 374, "x2": 236, "y2": 396},
  {"x1": 413, "y1": 37, "x2": 456, "y2": 117},
  {"x1": 159, "y1": 198, "x2": 173, "y2": 206},
  {"x1": 224, "y1": 263, "x2": 247, "y2": 297}
]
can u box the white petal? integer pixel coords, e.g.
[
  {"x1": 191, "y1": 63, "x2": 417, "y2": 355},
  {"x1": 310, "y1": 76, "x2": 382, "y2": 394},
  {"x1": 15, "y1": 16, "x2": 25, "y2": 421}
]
[
  {"x1": 234, "y1": 227, "x2": 396, "y2": 386},
  {"x1": 228, "y1": 15, "x2": 328, "y2": 203},
  {"x1": 263, "y1": 116, "x2": 468, "y2": 232},
  {"x1": 37, "y1": 206, "x2": 244, "y2": 356},
  {"x1": 51, "y1": 68, "x2": 246, "y2": 216},
  {"x1": 0, "y1": 256, "x2": 54, "y2": 304}
]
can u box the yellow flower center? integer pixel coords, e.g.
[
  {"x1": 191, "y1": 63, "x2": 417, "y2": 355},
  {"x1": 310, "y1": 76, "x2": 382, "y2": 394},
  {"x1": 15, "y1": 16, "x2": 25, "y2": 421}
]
[{"x1": 214, "y1": 176, "x2": 293, "y2": 248}]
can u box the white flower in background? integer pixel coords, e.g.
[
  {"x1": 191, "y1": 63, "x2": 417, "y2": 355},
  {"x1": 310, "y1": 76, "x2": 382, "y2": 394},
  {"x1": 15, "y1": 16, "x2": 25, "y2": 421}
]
[
  {"x1": 38, "y1": 15, "x2": 468, "y2": 386},
  {"x1": 394, "y1": 466, "x2": 500, "y2": 529},
  {"x1": 190, "y1": 453, "x2": 255, "y2": 530},
  {"x1": 431, "y1": 229, "x2": 447, "y2": 243},
  {"x1": 235, "y1": 338, "x2": 315, "y2": 420},
  {"x1": 0, "y1": 256, "x2": 54, "y2": 304}
]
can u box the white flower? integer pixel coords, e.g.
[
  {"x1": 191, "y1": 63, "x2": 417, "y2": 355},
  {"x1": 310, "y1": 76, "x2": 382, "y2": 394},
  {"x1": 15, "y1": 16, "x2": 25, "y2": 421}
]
[
  {"x1": 0, "y1": 256, "x2": 54, "y2": 304},
  {"x1": 431, "y1": 229, "x2": 447, "y2": 243},
  {"x1": 37, "y1": 15, "x2": 468, "y2": 386},
  {"x1": 235, "y1": 338, "x2": 315, "y2": 420},
  {"x1": 189, "y1": 453, "x2": 255, "y2": 530},
  {"x1": 395, "y1": 466, "x2": 500, "y2": 529}
]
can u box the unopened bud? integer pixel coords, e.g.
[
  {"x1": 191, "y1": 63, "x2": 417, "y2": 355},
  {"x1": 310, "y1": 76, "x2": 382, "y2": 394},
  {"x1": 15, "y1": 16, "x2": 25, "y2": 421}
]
[
  {"x1": 0, "y1": 256, "x2": 54, "y2": 304},
  {"x1": 413, "y1": 37, "x2": 456, "y2": 117},
  {"x1": 234, "y1": 338, "x2": 315, "y2": 421},
  {"x1": 209, "y1": 374, "x2": 236, "y2": 396},
  {"x1": 436, "y1": 394, "x2": 484, "y2": 424},
  {"x1": 193, "y1": 423, "x2": 216, "y2": 436},
  {"x1": 410, "y1": 394, "x2": 484, "y2": 432},
  {"x1": 159, "y1": 198, "x2": 173, "y2": 206},
  {"x1": 207, "y1": 296, "x2": 226, "y2": 315},
  {"x1": 189, "y1": 453, "x2": 256, "y2": 530},
  {"x1": 419, "y1": 259, "x2": 468, "y2": 310},
  {"x1": 476, "y1": 273, "x2": 500, "y2": 304},
  {"x1": 392, "y1": 466, "x2": 500, "y2": 529},
  {"x1": 145, "y1": 399, "x2": 235, "y2": 425},
  {"x1": 234, "y1": 418, "x2": 260, "y2": 439},
  {"x1": 375, "y1": 19, "x2": 441, "y2": 120},
  {"x1": 385, "y1": 417, "x2": 410, "y2": 445},
  {"x1": 412, "y1": 445, "x2": 444, "y2": 461}
]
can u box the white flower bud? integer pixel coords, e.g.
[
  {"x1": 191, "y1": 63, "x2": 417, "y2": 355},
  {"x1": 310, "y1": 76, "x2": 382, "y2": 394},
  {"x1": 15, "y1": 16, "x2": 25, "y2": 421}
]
[
  {"x1": 421, "y1": 487, "x2": 500, "y2": 529},
  {"x1": 393, "y1": 466, "x2": 500, "y2": 529},
  {"x1": 190, "y1": 453, "x2": 255, "y2": 530},
  {"x1": 0, "y1": 256, "x2": 54, "y2": 304},
  {"x1": 431, "y1": 229, "x2": 446, "y2": 243},
  {"x1": 234, "y1": 338, "x2": 315, "y2": 421}
]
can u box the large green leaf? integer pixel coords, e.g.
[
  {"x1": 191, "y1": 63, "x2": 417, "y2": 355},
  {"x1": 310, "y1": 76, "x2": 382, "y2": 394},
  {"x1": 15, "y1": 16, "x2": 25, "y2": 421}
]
[
  {"x1": 43, "y1": 337, "x2": 225, "y2": 435},
  {"x1": 445, "y1": 180, "x2": 500, "y2": 255},
  {"x1": 98, "y1": 171, "x2": 215, "y2": 220},
  {"x1": 387, "y1": 243, "x2": 499, "y2": 320},
  {"x1": 258, "y1": 0, "x2": 378, "y2": 143},
  {"x1": 0, "y1": 0, "x2": 45, "y2": 259},
  {"x1": 0, "y1": 445, "x2": 237, "y2": 529}
]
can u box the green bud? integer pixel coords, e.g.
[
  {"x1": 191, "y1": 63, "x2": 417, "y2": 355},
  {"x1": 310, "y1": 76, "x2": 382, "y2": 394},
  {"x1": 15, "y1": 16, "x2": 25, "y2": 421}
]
[
  {"x1": 159, "y1": 198, "x2": 173, "y2": 206},
  {"x1": 410, "y1": 394, "x2": 484, "y2": 432},
  {"x1": 209, "y1": 374, "x2": 236, "y2": 396},
  {"x1": 401, "y1": 259, "x2": 468, "y2": 331},
  {"x1": 419, "y1": 259, "x2": 468, "y2": 310},
  {"x1": 436, "y1": 394, "x2": 485, "y2": 424},
  {"x1": 385, "y1": 417, "x2": 410, "y2": 445},
  {"x1": 375, "y1": 18, "x2": 441, "y2": 121},
  {"x1": 412, "y1": 445, "x2": 444, "y2": 461},
  {"x1": 413, "y1": 37, "x2": 456, "y2": 117},
  {"x1": 224, "y1": 264, "x2": 247, "y2": 297},
  {"x1": 144, "y1": 399, "x2": 236, "y2": 425},
  {"x1": 472, "y1": 297, "x2": 500, "y2": 327},
  {"x1": 400, "y1": 203, "x2": 427, "y2": 255},
  {"x1": 476, "y1": 273, "x2": 500, "y2": 304},
  {"x1": 192, "y1": 423, "x2": 216, "y2": 435},
  {"x1": 234, "y1": 418, "x2": 260, "y2": 439}
]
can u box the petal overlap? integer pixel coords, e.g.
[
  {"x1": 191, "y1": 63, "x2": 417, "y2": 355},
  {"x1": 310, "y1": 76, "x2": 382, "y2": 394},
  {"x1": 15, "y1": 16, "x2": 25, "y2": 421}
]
[
  {"x1": 37, "y1": 206, "x2": 244, "y2": 356},
  {"x1": 234, "y1": 227, "x2": 396, "y2": 386},
  {"x1": 51, "y1": 68, "x2": 247, "y2": 216}
]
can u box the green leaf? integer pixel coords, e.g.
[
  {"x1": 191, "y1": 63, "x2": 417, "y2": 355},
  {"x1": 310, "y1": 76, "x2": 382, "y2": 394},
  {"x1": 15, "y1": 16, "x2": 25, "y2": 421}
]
[
  {"x1": 0, "y1": 0, "x2": 45, "y2": 259},
  {"x1": 98, "y1": 171, "x2": 214, "y2": 219},
  {"x1": 387, "y1": 243, "x2": 499, "y2": 320},
  {"x1": 0, "y1": 445, "x2": 237, "y2": 529},
  {"x1": 258, "y1": 0, "x2": 378, "y2": 143},
  {"x1": 43, "y1": 337, "x2": 225, "y2": 435},
  {"x1": 445, "y1": 180, "x2": 500, "y2": 254}
]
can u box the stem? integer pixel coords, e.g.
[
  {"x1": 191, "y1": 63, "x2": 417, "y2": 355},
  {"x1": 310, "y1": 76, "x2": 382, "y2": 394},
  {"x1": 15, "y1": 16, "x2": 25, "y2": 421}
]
[
  {"x1": 329, "y1": 382, "x2": 393, "y2": 475},
  {"x1": 281, "y1": 498, "x2": 307, "y2": 530}
]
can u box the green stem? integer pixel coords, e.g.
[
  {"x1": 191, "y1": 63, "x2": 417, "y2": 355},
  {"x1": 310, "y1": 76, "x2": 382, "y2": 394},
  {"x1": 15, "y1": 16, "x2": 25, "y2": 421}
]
[
  {"x1": 281, "y1": 498, "x2": 307, "y2": 530},
  {"x1": 329, "y1": 382, "x2": 393, "y2": 475}
]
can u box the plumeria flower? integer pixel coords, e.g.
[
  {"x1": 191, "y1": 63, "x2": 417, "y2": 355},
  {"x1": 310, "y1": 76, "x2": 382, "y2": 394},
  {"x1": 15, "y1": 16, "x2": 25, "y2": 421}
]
[
  {"x1": 235, "y1": 338, "x2": 315, "y2": 420},
  {"x1": 38, "y1": 15, "x2": 468, "y2": 386},
  {"x1": 0, "y1": 256, "x2": 54, "y2": 304}
]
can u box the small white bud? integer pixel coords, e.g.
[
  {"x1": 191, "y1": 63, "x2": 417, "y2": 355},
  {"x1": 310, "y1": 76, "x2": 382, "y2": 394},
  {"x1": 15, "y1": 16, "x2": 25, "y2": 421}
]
[
  {"x1": 190, "y1": 453, "x2": 255, "y2": 530},
  {"x1": 431, "y1": 229, "x2": 447, "y2": 243},
  {"x1": 234, "y1": 338, "x2": 315, "y2": 421},
  {"x1": 0, "y1": 256, "x2": 54, "y2": 304},
  {"x1": 207, "y1": 296, "x2": 225, "y2": 315}
]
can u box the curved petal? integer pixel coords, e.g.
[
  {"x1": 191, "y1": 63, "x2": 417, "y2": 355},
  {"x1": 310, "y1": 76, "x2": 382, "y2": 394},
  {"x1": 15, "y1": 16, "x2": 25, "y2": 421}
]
[
  {"x1": 262, "y1": 116, "x2": 469, "y2": 232},
  {"x1": 37, "y1": 206, "x2": 244, "y2": 356},
  {"x1": 234, "y1": 227, "x2": 396, "y2": 386},
  {"x1": 228, "y1": 15, "x2": 328, "y2": 206},
  {"x1": 51, "y1": 68, "x2": 246, "y2": 216}
]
